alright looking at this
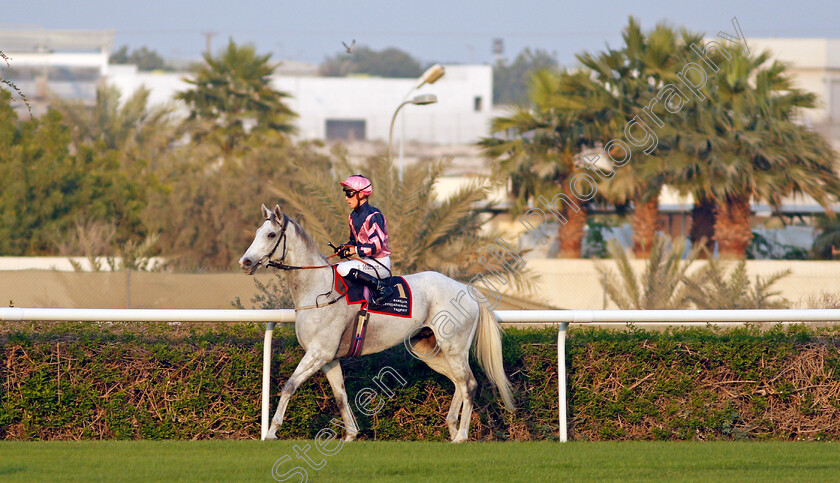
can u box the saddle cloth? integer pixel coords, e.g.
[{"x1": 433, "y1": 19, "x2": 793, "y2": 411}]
[{"x1": 333, "y1": 266, "x2": 412, "y2": 317}]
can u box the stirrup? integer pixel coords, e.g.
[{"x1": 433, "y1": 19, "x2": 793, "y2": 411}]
[{"x1": 372, "y1": 284, "x2": 394, "y2": 305}]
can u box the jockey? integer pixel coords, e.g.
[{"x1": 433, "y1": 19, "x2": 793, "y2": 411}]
[{"x1": 336, "y1": 174, "x2": 394, "y2": 304}]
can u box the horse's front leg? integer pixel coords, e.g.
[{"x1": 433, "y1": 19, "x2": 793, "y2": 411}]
[
  {"x1": 266, "y1": 350, "x2": 331, "y2": 440},
  {"x1": 321, "y1": 360, "x2": 359, "y2": 442}
]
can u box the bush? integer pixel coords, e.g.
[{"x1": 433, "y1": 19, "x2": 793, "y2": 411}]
[{"x1": 1, "y1": 323, "x2": 839, "y2": 441}]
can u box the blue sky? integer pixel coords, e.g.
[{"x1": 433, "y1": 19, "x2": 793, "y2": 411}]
[{"x1": 5, "y1": 0, "x2": 839, "y2": 66}]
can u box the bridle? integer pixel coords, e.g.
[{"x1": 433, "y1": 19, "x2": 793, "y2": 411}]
[
  {"x1": 261, "y1": 213, "x2": 291, "y2": 270},
  {"x1": 262, "y1": 213, "x2": 333, "y2": 271},
  {"x1": 257, "y1": 213, "x2": 347, "y2": 310}
]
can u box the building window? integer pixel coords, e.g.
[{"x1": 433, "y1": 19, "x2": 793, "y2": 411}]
[
  {"x1": 325, "y1": 119, "x2": 366, "y2": 141},
  {"x1": 474, "y1": 96, "x2": 482, "y2": 112}
]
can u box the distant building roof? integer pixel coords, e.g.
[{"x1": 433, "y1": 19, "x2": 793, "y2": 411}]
[
  {"x1": 273, "y1": 60, "x2": 319, "y2": 76},
  {"x1": 0, "y1": 29, "x2": 114, "y2": 53}
]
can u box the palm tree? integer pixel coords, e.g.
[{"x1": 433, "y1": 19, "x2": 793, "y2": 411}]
[
  {"x1": 682, "y1": 257, "x2": 790, "y2": 309},
  {"x1": 176, "y1": 39, "x2": 296, "y2": 154},
  {"x1": 580, "y1": 18, "x2": 705, "y2": 258},
  {"x1": 595, "y1": 234, "x2": 703, "y2": 310},
  {"x1": 674, "y1": 49, "x2": 840, "y2": 258},
  {"x1": 480, "y1": 68, "x2": 618, "y2": 257},
  {"x1": 598, "y1": 233, "x2": 791, "y2": 309},
  {"x1": 662, "y1": 110, "x2": 720, "y2": 256}
]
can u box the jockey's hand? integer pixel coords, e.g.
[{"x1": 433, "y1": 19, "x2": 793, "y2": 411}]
[{"x1": 338, "y1": 245, "x2": 355, "y2": 259}]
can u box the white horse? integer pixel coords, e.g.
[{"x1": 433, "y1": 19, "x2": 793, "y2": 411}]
[{"x1": 239, "y1": 204, "x2": 514, "y2": 442}]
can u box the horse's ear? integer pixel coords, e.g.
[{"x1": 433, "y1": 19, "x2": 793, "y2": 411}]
[
  {"x1": 273, "y1": 205, "x2": 283, "y2": 221},
  {"x1": 261, "y1": 204, "x2": 271, "y2": 220}
]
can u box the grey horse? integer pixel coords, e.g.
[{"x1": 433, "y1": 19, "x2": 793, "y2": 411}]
[{"x1": 239, "y1": 204, "x2": 514, "y2": 442}]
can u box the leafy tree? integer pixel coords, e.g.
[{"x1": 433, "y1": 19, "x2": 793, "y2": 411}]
[
  {"x1": 320, "y1": 45, "x2": 422, "y2": 78},
  {"x1": 55, "y1": 217, "x2": 160, "y2": 271},
  {"x1": 0, "y1": 93, "x2": 149, "y2": 255},
  {"x1": 493, "y1": 48, "x2": 558, "y2": 105},
  {"x1": 144, "y1": 137, "x2": 331, "y2": 270},
  {"x1": 51, "y1": 84, "x2": 177, "y2": 174},
  {"x1": 0, "y1": 49, "x2": 31, "y2": 116},
  {"x1": 110, "y1": 45, "x2": 168, "y2": 71},
  {"x1": 176, "y1": 39, "x2": 296, "y2": 154}
]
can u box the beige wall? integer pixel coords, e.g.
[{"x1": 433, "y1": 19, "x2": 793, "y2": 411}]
[
  {"x1": 3, "y1": 259, "x2": 840, "y2": 311},
  {"x1": 1, "y1": 271, "x2": 278, "y2": 309},
  {"x1": 501, "y1": 259, "x2": 840, "y2": 310}
]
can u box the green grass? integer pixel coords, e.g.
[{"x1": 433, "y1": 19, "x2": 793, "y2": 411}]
[{"x1": 0, "y1": 440, "x2": 838, "y2": 482}]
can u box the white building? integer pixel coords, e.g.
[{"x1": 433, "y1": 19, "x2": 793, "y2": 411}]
[
  {"x1": 105, "y1": 64, "x2": 495, "y2": 145},
  {"x1": 274, "y1": 65, "x2": 492, "y2": 144},
  {"x1": 0, "y1": 29, "x2": 495, "y2": 145},
  {"x1": 748, "y1": 38, "x2": 840, "y2": 142},
  {"x1": 0, "y1": 30, "x2": 113, "y2": 111}
]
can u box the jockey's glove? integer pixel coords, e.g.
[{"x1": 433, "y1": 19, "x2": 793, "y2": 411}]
[{"x1": 338, "y1": 245, "x2": 353, "y2": 259}]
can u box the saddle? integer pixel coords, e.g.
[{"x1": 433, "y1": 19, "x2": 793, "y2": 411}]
[
  {"x1": 334, "y1": 267, "x2": 413, "y2": 358},
  {"x1": 333, "y1": 267, "x2": 412, "y2": 317}
]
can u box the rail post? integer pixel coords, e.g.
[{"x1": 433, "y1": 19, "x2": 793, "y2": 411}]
[
  {"x1": 557, "y1": 322, "x2": 569, "y2": 442},
  {"x1": 261, "y1": 322, "x2": 276, "y2": 440}
]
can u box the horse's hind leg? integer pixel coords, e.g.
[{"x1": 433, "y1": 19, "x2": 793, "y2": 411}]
[
  {"x1": 267, "y1": 350, "x2": 331, "y2": 440},
  {"x1": 445, "y1": 388, "x2": 463, "y2": 440},
  {"x1": 413, "y1": 335, "x2": 462, "y2": 440},
  {"x1": 321, "y1": 360, "x2": 359, "y2": 442},
  {"x1": 449, "y1": 357, "x2": 478, "y2": 443}
]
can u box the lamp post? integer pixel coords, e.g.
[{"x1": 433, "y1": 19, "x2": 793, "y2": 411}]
[
  {"x1": 388, "y1": 94, "x2": 438, "y2": 172},
  {"x1": 391, "y1": 64, "x2": 445, "y2": 180}
]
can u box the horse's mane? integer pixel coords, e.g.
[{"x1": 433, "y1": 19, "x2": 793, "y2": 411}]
[{"x1": 287, "y1": 216, "x2": 326, "y2": 259}]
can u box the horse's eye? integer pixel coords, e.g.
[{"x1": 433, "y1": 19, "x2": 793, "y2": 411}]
[{"x1": 267, "y1": 232, "x2": 276, "y2": 238}]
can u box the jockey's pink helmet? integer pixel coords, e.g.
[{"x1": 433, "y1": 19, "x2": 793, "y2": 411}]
[{"x1": 340, "y1": 175, "x2": 372, "y2": 196}]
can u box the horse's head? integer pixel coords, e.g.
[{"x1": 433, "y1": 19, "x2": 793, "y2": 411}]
[{"x1": 239, "y1": 204, "x2": 287, "y2": 275}]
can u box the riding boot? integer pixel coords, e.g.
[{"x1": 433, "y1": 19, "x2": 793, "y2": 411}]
[{"x1": 346, "y1": 268, "x2": 394, "y2": 305}]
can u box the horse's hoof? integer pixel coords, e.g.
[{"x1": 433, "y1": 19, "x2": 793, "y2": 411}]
[
  {"x1": 451, "y1": 435, "x2": 468, "y2": 443},
  {"x1": 343, "y1": 433, "x2": 358, "y2": 442},
  {"x1": 264, "y1": 432, "x2": 278, "y2": 441}
]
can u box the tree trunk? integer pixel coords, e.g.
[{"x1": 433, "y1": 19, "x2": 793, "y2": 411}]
[
  {"x1": 714, "y1": 194, "x2": 753, "y2": 259},
  {"x1": 689, "y1": 196, "x2": 716, "y2": 257},
  {"x1": 632, "y1": 194, "x2": 661, "y2": 259},
  {"x1": 557, "y1": 183, "x2": 586, "y2": 258}
]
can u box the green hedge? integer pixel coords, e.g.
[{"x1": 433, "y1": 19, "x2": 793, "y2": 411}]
[{"x1": 1, "y1": 322, "x2": 839, "y2": 441}]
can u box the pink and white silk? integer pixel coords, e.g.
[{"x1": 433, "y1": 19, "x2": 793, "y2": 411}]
[{"x1": 349, "y1": 210, "x2": 391, "y2": 258}]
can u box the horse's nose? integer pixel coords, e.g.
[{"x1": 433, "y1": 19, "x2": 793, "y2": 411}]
[{"x1": 240, "y1": 258, "x2": 252, "y2": 268}]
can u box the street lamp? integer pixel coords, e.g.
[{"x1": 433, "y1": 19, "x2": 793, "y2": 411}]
[
  {"x1": 391, "y1": 64, "x2": 445, "y2": 180},
  {"x1": 415, "y1": 64, "x2": 445, "y2": 89},
  {"x1": 388, "y1": 94, "x2": 438, "y2": 170}
]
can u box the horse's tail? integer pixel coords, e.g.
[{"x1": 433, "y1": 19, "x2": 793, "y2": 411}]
[{"x1": 473, "y1": 304, "x2": 515, "y2": 411}]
